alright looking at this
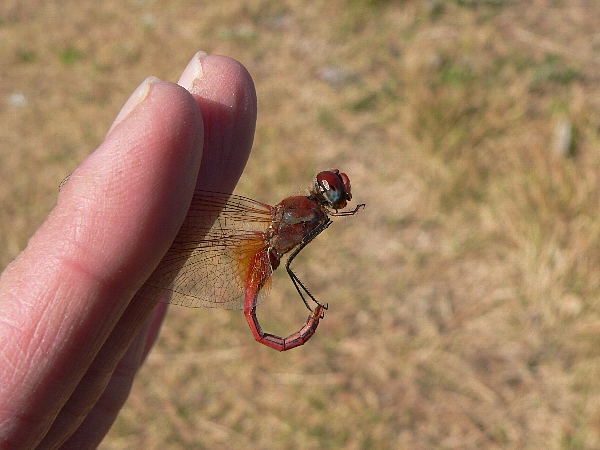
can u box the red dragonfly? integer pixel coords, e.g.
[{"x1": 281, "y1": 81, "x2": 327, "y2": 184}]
[{"x1": 137, "y1": 169, "x2": 365, "y2": 351}]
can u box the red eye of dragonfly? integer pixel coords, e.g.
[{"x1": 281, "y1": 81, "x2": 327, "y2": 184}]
[
  {"x1": 137, "y1": 169, "x2": 365, "y2": 351},
  {"x1": 314, "y1": 169, "x2": 352, "y2": 209}
]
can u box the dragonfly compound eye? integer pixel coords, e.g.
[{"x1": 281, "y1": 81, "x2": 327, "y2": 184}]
[{"x1": 315, "y1": 170, "x2": 352, "y2": 208}]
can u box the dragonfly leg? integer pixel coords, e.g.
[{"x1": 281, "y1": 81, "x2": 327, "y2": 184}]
[
  {"x1": 244, "y1": 305, "x2": 325, "y2": 351},
  {"x1": 288, "y1": 267, "x2": 329, "y2": 311},
  {"x1": 284, "y1": 219, "x2": 332, "y2": 312}
]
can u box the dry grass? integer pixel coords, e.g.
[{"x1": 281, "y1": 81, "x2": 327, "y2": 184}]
[{"x1": 2, "y1": 0, "x2": 600, "y2": 448}]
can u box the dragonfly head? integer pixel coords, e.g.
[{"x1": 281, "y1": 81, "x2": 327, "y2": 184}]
[{"x1": 313, "y1": 169, "x2": 352, "y2": 210}]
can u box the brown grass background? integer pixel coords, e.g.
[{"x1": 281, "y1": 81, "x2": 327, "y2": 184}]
[{"x1": 2, "y1": 0, "x2": 600, "y2": 448}]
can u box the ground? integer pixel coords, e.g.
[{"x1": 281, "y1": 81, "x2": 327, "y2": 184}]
[{"x1": 1, "y1": 0, "x2": 600, "y2": 448}]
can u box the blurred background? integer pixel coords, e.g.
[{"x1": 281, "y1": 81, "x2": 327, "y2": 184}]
[{"x1": 2, "y1": 0, "x2": 600, "y2": 448}]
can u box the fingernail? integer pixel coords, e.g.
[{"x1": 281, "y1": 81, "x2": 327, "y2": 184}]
[
  {"x1": 58, "y1": 174, "x2": 71, "y2": 192},
  {"x1": 178, "y1": 51, "x2": 208, "y2": 90},
  {"x1": 107, "y1": 76, "x2": 161, "y2": 136}
]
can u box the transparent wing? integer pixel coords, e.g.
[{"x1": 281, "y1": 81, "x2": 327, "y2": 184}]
[{"x1": 137, "y1": 190, "x2": 274, "y2": 310}]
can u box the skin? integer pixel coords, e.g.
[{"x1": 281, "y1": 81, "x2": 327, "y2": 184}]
[{"x1": 0, "y1": 53, "x2": 257, "y2": 449}]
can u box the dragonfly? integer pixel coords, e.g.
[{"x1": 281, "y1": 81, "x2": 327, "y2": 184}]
[{"x1": 62, "y1": 169, "x2": 364, "y2": 351}]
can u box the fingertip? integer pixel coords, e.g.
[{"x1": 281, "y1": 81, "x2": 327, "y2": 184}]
[
  {"x1": 107, "y1": 76, "x2": 162, "y2": 137},
  {"x1": 181, "y1": 54, "x2": 256, "y2": 108},
  {"x1": 60, "y1": 80, "x2": 203, "y2": 204}
]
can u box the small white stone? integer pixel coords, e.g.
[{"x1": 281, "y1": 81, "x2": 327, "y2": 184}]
[{"x1": 7, "y1": 92, "x2": 27, "y2": 107}]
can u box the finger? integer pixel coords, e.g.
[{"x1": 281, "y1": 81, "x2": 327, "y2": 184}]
[
  {"x1": 178, "y1": 52, "x2": 257, "y2": 193},
  {"x1": 0, "y1": 79, "x2": 203, "y2": 448},
  {"x1": 43, "y1": 54, "x2": 257, "y2": 448}
]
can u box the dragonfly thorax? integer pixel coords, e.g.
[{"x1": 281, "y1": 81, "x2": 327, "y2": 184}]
[{"x1": 269, "y1": 195, "x2": 329, "y2": 259}]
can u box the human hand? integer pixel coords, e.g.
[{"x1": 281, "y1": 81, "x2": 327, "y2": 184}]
[{"x1": 0, "y1": 52, "x2": 257, "y2": 449}]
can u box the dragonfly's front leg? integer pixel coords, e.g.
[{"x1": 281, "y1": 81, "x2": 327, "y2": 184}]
[{"x1": 244, "y1": 305, "x2": 324, "y2": 351}]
